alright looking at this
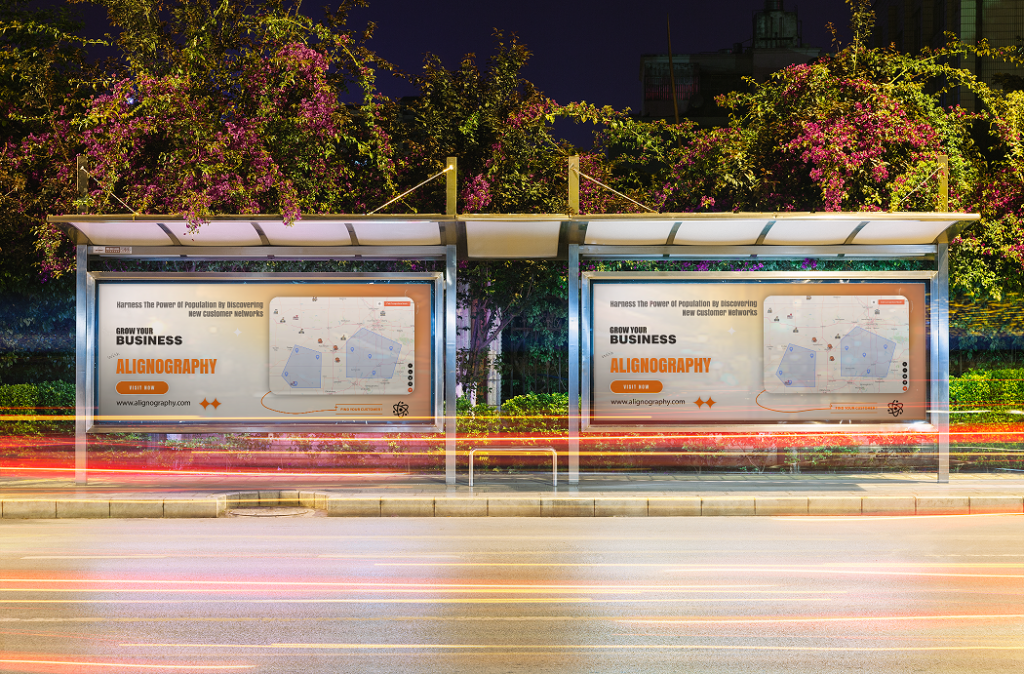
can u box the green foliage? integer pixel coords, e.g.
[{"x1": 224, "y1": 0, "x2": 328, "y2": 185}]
[
  {"x1": 500, "y1": 392, "x2": 568, "y2": 435},
  {"x1": 0, "y1": 380, "x2": 74, "y2": 413},
  {"x1": 35, "y1": 379, "x2": 74, "y2": 413},
  {"x1": 949, "y1": 368, "x2": 1024, "y2": 423},
  {"x1": 1, "y1": 0, "x2": 104, "y2": 281},
  {"x1": 0, "y1": 382, "x2": 37, "y2": 411}
]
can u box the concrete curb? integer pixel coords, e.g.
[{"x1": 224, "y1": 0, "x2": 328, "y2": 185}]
[{"x1": 3, "y1": 491, "x2": 1023, "y2": 518}]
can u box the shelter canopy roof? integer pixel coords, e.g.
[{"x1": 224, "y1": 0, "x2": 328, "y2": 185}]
[{"x1": 50, "y1": 212, "x2": 977, "y2": 259}]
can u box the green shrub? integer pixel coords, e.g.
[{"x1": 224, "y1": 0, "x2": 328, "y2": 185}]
[
  {"x1": 501, "y1": 392, "x2": 569, "y2": 418},
  {"x1": 950, "y1": 368, "x2": 1024, "y2": 422},
  {"x1": 0, "y1": 383, "x2": 38, "y2": 413},
  {"x1": 0, "y1": 381, "x2": 75, "y2": 415},
  {"x1": 36, "y1": 380, "x2": 75, "y2": 415},
  {"x1": 501, "y1": 392, "x2": 569, "y2": 435}
]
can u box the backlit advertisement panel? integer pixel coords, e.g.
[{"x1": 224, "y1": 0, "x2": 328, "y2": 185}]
[
  {"x1": 94, "y1": 276, "x2": 438, "y2": 429},
  {"x1": 587, "y1": 277, "x2": 928, "y2": 427}
]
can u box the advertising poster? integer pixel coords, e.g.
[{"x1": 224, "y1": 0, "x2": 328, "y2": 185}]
[
  {"x1": 95, "y1": 279, "x2": 435, "y2": 426},
  {"x1": 588, "y1": 280, "x2": 928, "y2": 426}
]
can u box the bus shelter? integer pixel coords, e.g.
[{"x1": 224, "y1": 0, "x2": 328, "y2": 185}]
[{"x1": 53, "y1": 198, "x2": 978, "y2": 486}]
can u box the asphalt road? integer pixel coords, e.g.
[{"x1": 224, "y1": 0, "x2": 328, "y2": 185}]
[{"x1": 1, "y1": 514, "x2": 1022, "y2": 673}]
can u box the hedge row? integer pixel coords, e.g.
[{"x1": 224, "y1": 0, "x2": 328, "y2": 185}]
[
  {"x1": 949, "y1": 369, "x2": 1024, "y2": 410},
  {"x1": 0, "y1": 381, "x2": 75, "y2": 415},
  {"x1": 0, "y1": 372, "x2": 1019, "y2": 420}
]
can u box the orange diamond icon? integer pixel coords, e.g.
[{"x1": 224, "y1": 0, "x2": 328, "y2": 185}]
[
  {"x1": 210, "y1": 398, "x2": 220, "y2": 409},
  {"x1": 706, "y1": 398, "x2": 716, "y2": 407},
  {"x1": 200, "y1": 398, "x2": 210, "y2": 409},
  {"x1": 694, "y1": 397, "x2": 705, "y2": 409}
]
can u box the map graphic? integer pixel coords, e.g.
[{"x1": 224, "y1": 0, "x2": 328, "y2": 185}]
[
  {"x1": 268, "y1": 297, "x2": 416, "y2": 395},
  {"x1": 764, "y1": 295, "x2": 909, "y2": 394}
]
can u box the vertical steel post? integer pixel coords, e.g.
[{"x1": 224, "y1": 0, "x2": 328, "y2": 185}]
[
  {"x1": 937, "y1": 155, "x2": 948, "y2": 213},
  {"x1": 446, "y1": 157, "x2": 457, "y2": 217},
  {"x1": 445, "y1": 244, "x2": 457, "y2": 484},
  {"x1": 75, "y1": 245, "x2": 88, "y2": 485},
  {"x1": 937, "y1": 241, "x2": 950, "y2": 483},
  {"x1": 568, "y1": 244, "x2": 580, "y2": 484},
  {"x1": 568, "y1": 156, "x2": 579, "y2": 216}
]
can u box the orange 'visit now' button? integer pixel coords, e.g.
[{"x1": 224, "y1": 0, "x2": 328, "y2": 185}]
[
  {"x1": 116, "y1": 381, "x2": 169, "y2": 395},
  {"x1": 610, "y1": 380, "x2": 663, "y2": 394}
]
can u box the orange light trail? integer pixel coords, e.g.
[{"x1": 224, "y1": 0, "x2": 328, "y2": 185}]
[
  {"x1": 0, "y1": 659, "x2": 251, "y2": 670},
  {"x1": 0, "y1": 578, "x2": 783, "y2": 592},
  {"x1": 114, "y1": 643, "x2": 1024, "y2": 652},
  {"x1": 625, "y1": 613, "x2": 1024, "y2": 624},
  {"x1": 665, "y1": 566, "x2": 1023, "y2": 579}
]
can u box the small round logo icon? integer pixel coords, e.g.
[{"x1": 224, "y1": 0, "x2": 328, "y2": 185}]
[
  {"x1": 393, "y1": 401, "x2": 409, "y2": 417},
  {"x1": 887, "y1": 400, "x2": 904, "y2": 417}
]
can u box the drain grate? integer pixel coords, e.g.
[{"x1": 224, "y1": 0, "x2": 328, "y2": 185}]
[{"x1": 228, "y1": 507, "x2": 318, "y2": 517}]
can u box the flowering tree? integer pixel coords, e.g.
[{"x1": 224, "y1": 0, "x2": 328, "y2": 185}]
[
  {"x1": 76, "y1": 0, "x2": 401, "y2": 231},
  {"x1": 0, "y1": 0, "x2": 103, "y2": 381},
  {"x1": 599, "y1": 1, "x2": 979, "y2": 216},
  {"x1": 949, "y1": 39, "x2": 1024, "y2": 300}
]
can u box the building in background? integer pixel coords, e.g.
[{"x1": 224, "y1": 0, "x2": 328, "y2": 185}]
[
  {"x1": 640, "y1": 1, "x2": 820, "y2": 126},
  {"x1": 873, "y1": 1, "x2": 1024, "y2": 110}
]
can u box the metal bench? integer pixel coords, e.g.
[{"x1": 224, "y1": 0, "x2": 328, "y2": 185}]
[{"x1": 468, "y1": 447, "x2": 557, "y2": 487}]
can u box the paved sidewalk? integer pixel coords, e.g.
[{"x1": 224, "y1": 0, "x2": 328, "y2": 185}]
[{"x1": 2, "y1": 471, "x2": 1023, "y2": 518}]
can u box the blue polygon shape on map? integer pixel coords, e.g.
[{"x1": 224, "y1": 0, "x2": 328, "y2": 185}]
[
  {"x1": 346, "y1": 328, "x2": 402, "y2": 379},
  {"x1": 777, "y1": 343, "x2": 816, "y2": 387},
  {"x1": 840, "y1": 326, "x2": 895, "y2": 378},
  {"x1": 281, "y1": 345, "x2": 322, "y2": 388}
]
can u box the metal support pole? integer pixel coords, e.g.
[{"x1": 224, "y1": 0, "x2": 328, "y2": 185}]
[
  {"x1": 75, "y1": 245, "x2": 88, "y2": 485},
  {"x1": 568, "y1": 156, "x2": 579, "y2": 216},
  {"x1": 446, "y1": 157, "x2": 457, "y2": 216},
  {"x1": 937, "y1": 241, "x2": 950, "y2": 483},
  {"x1": 445, "y1": 244, "x2": 457, "y2": 484},
  {"x1": 937, "y1": 155, "x2": 948, "y2": 213},
  {"x1": 568, "y1": 244, "x2": 580, "y2": 484}
]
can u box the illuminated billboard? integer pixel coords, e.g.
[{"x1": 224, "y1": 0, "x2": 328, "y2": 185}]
[
  {"x1": 584, "y1": 275, "x2": 929, "y2": 428},
  {"x1": 93, "y1": 275, "x2": 440, "y2": 430}
]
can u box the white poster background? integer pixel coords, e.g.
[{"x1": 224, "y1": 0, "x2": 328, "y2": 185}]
[
  {"x1": 96, "y1": 281, "x2": 434, "y2": 424},
  {"x1": 589, "y1": 282, "x2": 926, "y2": 425}
]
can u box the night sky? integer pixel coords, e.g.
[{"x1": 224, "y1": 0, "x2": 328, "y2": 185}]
[
  {"x1": 347, "y1": 0, "x2": 854, "y2": 111},
  {"x1": 38, "y1": 0, "x2": 855, "y2": 111}
]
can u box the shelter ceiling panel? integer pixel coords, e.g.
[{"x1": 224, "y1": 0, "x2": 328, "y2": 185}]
[
  {"x1": 584, "y1": 220, "x2": 675, "y2": 245},
  {"x1": 174, "y1": 221, "x2": 263, "y2": 246},
  {"x1": 261, "y1": 220, "x2": 352, "y2": 246},
  {"x1": 761, "y1": 219, "x2": 852, "y2": 245},
  {"x1": 465, "y1": 220, "x2": 561, "y2": 258},
  {"x1": 672, "y1": 219, "x2": 767, "y2": 246},
  {"x1": 350, "y1": 221, "x2": 441, "y2": 246},
  {"x1": 72, "y1": 221, "x2": 174, "y2": 246},
  {"x1": 851, "y1": 219, "x2": 957, "y2": 245}
]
